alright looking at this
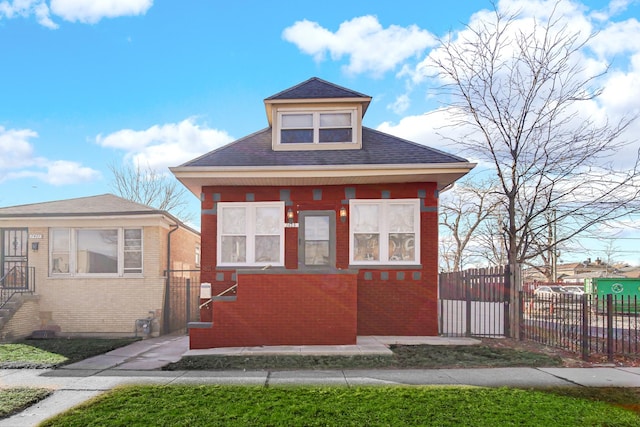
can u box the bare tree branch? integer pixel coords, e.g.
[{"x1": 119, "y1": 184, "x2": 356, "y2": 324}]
[
  {"x1": 431, "y1": 1, "x2": 640, "y2": 278},
  {"x1": 108, "y1": 161, "x2": 194, "y2": 224}
]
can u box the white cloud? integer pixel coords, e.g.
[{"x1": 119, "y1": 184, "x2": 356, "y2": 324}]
[
  {"x1": 0, "y1": 126, "x2": 100, "y2": 185},
  {"x1": 0, "y1": 126, "x2": 39, "y2": 170},
  {"x1": 282, "y1": 15, "x2": 437, "y2": 76},
  {"x1": 0, "y1": 0, "x2": 152, "y2": 28},
  {"x1": 388, "y1": 94, "x2": 410, "y2": 115},
  {"x1": 376, "y1": 108, "x2": 480, "y2": 161},
  {"x1": 43, "y1": 160, "x2": 101, "y2": 185},
  {"x1": 96, "y1": 118, "x2": 234, "y2": 171},
  {"x1": 50, "y1": 0, "x2": 152, "y2": 24}
]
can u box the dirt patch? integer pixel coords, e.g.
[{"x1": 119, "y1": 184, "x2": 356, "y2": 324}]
[{"x1": 479, "y1": 337, "x2": 640, "y2": 368}]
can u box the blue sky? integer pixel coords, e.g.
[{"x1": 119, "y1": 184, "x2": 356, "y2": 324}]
[{"x1": 1, "y1": 0, "x2": 640, "y2": 265}]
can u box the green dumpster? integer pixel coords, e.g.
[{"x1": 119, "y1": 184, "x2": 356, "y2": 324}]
[{"x1": 585, "y1": 277, "x2": 640, "y2": 314}]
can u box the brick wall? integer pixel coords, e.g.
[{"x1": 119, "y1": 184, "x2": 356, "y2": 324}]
[
  {"x1": 190, "y1": 272, "x2": 357, "y2": 349},
  {"x1": 1, "y1": 220, "x2": 200, "y2": 338},
  {"x1": 1, "y1": 297, "x2": 40, "y2": 341},
  {"x1": 197, "y1": 182, "x2": 439, "y2": 345}
]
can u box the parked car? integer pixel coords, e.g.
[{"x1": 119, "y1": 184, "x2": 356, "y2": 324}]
[
  {"x1": 563, "y1": 285, "x2": 585, "y2": 295},
  {"x1": 533, "y1": 285, "x2": 567, "y2": 299}
]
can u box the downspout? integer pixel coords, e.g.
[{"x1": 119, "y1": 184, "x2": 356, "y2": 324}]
[{"x1": 163, "y1": 224, "x2": 180, "y2": 335}]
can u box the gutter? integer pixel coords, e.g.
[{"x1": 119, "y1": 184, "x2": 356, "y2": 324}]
[{"x1": 162, "y1": 223, "x2": 180, "y2": 334}]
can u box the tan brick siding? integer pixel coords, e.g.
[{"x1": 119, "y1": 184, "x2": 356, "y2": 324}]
[
  {"x1": 1, "y1": 218, "x2": 200, "y2": 338},
  {"x1": 1, "y1": 298, "x2": 40, "y2": 341}
]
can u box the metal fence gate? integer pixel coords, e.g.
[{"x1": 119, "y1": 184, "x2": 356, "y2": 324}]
[
  {"x1": 439, "y1": 266, "x2": 510, "y2": 337},
  {"x1": 164, "y1": 270, "x2": 200, "y2": 334}
]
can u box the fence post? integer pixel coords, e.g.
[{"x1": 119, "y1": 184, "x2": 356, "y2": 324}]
[
  {"x1": 465, "y1": 271, "x2": 472, "y2": 336},
  {"x1": 606, "y1": 294, "x2": 614, "y2": 362},
  {"x1": 581, "y1": 295, "x2": 589, "y2": 361},
  {"x1": 186, "y1": 278, "x2": 191, "y2": 330},
  {"x1": 518, "y1": 290, "x2": 524, "y2": 340}
]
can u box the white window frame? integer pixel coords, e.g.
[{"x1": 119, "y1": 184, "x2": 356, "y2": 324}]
[
  {"x1": 217, "y1": 201, "x2": 285, "y2": 267},
  {"x1": 275, "y1": 107, "x2": 358, "y2": 149},
  {"x1": 349, "y1": 199, "x2": 420, "y2": 266},
  {"x1": 49, "y1": 227, "x2": 144, "y2": 277}
]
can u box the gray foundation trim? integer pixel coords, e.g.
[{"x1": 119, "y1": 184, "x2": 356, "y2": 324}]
[
  {"x1": 246, "y1": 193, "x2": 255, "y2": 202},
  {"x1": 236, "y1": 268, "x2": 357, "y2": 276},
  {"x1": 313, "y1": 189, "x2": 322, "y2": 200},
  {"x1": 381, "y1": 190, "x2": 390, "y2": 199}
]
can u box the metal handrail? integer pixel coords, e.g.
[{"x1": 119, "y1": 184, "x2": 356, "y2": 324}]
[
  {"x1": 199, "y1": 283, "x2": 238, "y2": 309},
  {"x1": 0, "y1": 266, "x2": 35, "y2": 310}
]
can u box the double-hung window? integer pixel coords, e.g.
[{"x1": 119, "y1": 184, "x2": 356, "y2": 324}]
[
  {"x1": 217, "y1": 202, "x2": 284, "y2": 267},
  {"x1": 349, "y1": 199, "x2": 420, "y2": 265},
  {"x1": 49, "y1": 228, "x2": 143, "y2": 276},
  {"x1": 277, "y1": 109, "x2": 357, "y2": 146}
]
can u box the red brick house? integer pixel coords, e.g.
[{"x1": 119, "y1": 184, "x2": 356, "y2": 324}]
[{"x1": 171, "y1": 77, "x2": 475, "y2": 349}]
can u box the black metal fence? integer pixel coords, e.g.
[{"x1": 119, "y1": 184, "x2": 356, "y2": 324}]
[
  {"x1": 164, "y1": 270, "x2": 201, "y2": 334},
  {"x1": 439, "y1": 266, "x2": 510, "y2": 337},
  {"x1": 520, "y1": 291, "x2": 639, "y2": 361}
]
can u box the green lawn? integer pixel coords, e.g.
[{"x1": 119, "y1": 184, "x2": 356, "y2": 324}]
[
  {"x1": 0, "y1": 387, "x2": 51, "y2": 419},
  {"x1": 0, "y1": 338, "x2": 139, "y2": 368},
  {"x1": 164, "y1": 343, "x2": 564, "y2": 370},
  {"x1": 39, "y1": 385, "x2": 640, "y2": 427}
]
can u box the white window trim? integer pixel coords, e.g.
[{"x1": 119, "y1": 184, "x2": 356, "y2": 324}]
[
  {"x1": 274, "y1": 107, "x2": 360, "y2": 150},
  {"x1": 49, "y1": 227, "x2": 144, "y2": 277},
  {"x1": 349, "y1": 199, "x2": 420, "y2": 266},
  {"x1": 217, "y1": 201, "x2": 285, "y2": 267}
]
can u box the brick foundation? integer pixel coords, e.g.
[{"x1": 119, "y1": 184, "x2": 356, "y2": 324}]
[{"x1": 190, "y1": 272, "x2": 357, "y2": 349}]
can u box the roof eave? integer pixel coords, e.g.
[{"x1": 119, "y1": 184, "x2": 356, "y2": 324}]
[{"x1": 170, "y1": 162, "x2": 476, "y2": 196}]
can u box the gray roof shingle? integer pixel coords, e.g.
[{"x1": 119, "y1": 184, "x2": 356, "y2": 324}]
[
  {"x1": 0, "y1": 194, "x2": 160, "y2": 217},
  {"x1": 180, "y1": 126, "x2": 468, "y2": 168},
  {"x1": 265, "y1": 77, "x2": 370, "y2": 101}
]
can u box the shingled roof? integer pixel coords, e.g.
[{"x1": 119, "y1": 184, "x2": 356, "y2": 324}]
[
  {"x1": 171, "y1": 77, "x2": 475, "y2": 194},
  {"x1": 180, "y1": 127, "x2": 468, "y2": 168},
  {"x1": 0, "y1": 194, "x2": 159, "y2": 217},
  {"x1": 266, "y1": 77, "x2": 370, "y2": 101}
]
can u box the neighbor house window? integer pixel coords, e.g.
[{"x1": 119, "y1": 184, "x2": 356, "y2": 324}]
[
  {"x1": 349, "y1": 199, "x2": 420, "y2": 265},
  {"x1": 278, "y1": 109, "x2": 356, "y2": 145},
  {"x1": 49, "y1": 228, "x2": 143, "y2": 276},
  {"x1": 217, "y1": 202, "x2": 284, "y2": 267}
]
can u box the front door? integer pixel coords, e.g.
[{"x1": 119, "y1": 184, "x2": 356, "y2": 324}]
[
  {"x1": 1, "y1": 228, "x2": 28, "y2": 288},
  {"x1": 298, "y1": 211, "x2": 336, "y2": 268}
]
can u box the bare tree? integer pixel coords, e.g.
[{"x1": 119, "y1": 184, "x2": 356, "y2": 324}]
[
  {"x1": 439, "y1": 177, "x2": 501, "y2": 271},
  {"x1": 108, "y1": 161, "x2": 194, "y2": 223},
  {"x1": 430, "y1": 2, "x2": 640, "y2": 285}
]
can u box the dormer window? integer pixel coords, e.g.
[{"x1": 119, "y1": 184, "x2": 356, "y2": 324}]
[{"x1": 274, "y1": 107, "x2": 360, "y2": 150}]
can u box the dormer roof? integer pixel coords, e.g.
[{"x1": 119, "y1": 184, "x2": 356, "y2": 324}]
[
  {"x1": 171, "y1": 77, "x2": 475, "y2": 195},
  {"x1": 264, "y1": 77, "x2": 371, "y2": 126}
]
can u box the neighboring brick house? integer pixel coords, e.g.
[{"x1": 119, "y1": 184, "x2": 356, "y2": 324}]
[
  {"x1": 171, "y1": 77, "x2": 475, "y2": 349},
  {"x1": 0, "y1": 194, "x2": 200, "y2": 340}
]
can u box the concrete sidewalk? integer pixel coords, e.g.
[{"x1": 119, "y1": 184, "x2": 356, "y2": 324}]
[{"x1": 1, "y1": 334, "x2": 640, "y2": 426}]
